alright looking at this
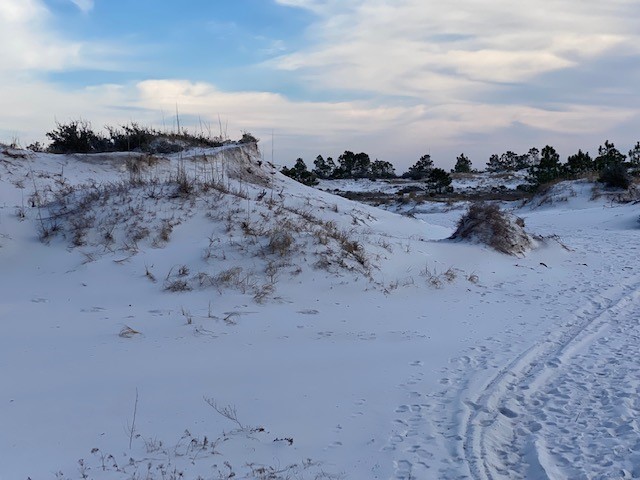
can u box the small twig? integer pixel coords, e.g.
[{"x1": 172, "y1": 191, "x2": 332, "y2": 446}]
[
  {"x1": 129, "y1": 388, "x2": 139, "y2": 449},
  {"x1": 113, "y1": 255, "x2": 134, "y2": 264},
  {"x1": 204, "y1": 397, "x2": 244, "y2": 430}
]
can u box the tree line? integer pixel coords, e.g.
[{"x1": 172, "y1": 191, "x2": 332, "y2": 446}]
[
  {"x1": 509, "y1": 141, "x2": 639, "y2": 189},
  {"x1": 282, "y1": 140, "x2": 640, "y2": 191},
  {"x1": 281, "y1": 151, "x2": 460, "y2": 193}
]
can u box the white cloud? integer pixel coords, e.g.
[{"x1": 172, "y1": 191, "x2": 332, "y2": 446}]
[
  {"x1": 2, "y1": 77, "x2": 635, "y2": 171},
  {"x1": 0, "y1": 0, "x2": 83, "y2": 72},
  {"x1": 0, "y1": 0, "x2": 122, "y2": 75},
  {"x1": 70, "y1": 0, "x2": 95, "y2": 13},
  {"x1": 273, "y1": 0, "x2": 640, "y2": 99}
]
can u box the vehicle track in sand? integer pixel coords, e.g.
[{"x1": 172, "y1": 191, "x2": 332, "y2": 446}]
[
  {"x1": 389, "y1": 225, "x2": 640, "y2": 479},
  {"x1": 462, "y1": 274, "x2": 640, "y2": 479}
]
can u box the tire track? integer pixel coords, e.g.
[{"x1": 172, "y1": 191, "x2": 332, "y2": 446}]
[{"x1": 463, "y1": 275, "x2": 640, "y2": 479}]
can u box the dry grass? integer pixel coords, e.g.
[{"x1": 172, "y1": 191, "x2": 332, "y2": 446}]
[
  {"x1": 164, "y1": 279, "x2": 192, "y2": 292},
  {"x1": 268, "y1": 228, "x2": 294, "y2": 256},
  {"x1": 422, "y1": 265, "x2": 457, "y2": 288},
  {"x1": 450, "y1": 203, "x2": 534, "y2": 256},
  {"x1": 31, "y1": 144, "x2": 388, "y2": 305},
  {"x1": 119, "y1": 325, "x2": 141, "y2": 338}
]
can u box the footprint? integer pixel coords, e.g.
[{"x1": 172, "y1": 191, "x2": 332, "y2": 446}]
[
  {"x1": 395, "y1": 459, "x2": 413, "y2": 476},
  {"x1": 408, "y1": 446, "x2": 433, "y2": 459},
  {"x1": 498, "y1": 407, "x2": 518, "y2": 418},
  {"x1": 527, "y1": 421, "x2": 542, "y2": 433}
]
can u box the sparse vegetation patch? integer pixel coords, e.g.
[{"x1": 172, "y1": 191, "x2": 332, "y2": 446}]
[{"x1": 450, "y1": 203, "x2": 535, "y2": 256}]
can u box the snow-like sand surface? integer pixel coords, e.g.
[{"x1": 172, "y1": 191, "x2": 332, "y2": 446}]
[{"x1": 1, "y1": 146, "x2": 638, "y2": 479}]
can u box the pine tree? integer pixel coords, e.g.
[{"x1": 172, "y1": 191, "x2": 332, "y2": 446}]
[
  {"x1": 565, "y1": 150, "x2": 593, "y2": 177},
  {"x1": 628, "y1": 141, "x2": 640, "y2": 172},
  {"x1": 334, "y1": 151, "x2": 371, "y2": 178},
  {"x1": 528, "y1": 145, "x2": 562, "y2": 186},
  {"x1": 406, "y1": 154, "x2": 434, "y2": 179},
  {"x1": 281, "y1": 158, "x2": 318, "y2": 186},
  {"x1": 312, "y1": 155, "x2": 335, "y2": 179},
  {"x1": 426, "y1": 168, "x2": 453, "y2": 193},
  {"x1": 453, "y1": 153, "x2": 472, "y2": 173},
  {"x1": 486, "y1": 154, "x2": 503, "y2": 173},
  {"x1": 594, "y1": 140, "x2": 626, "y2": 171},
  {"x1": 500, "y1": 151, "x2": 520, "y2": 171},
  {"x1": 370, "y1": 160, "x2": 396, "y2": 178}
]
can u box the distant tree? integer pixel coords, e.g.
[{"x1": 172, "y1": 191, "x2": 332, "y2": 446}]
[
  {"x1": 453, "y1": 153, "x2": 472, "y2": 173},
  {"x1": 565, "y1": 149, "x2": 593, "y2": 177},
  {"x1": 500, "y1": 151, "x2": 520, "y2": 171},
  {"x1": 370, "y1": 159, "x2": 396, "y2": 178},
  {"x1": 628, "y1": 141, "x2": 640, "y2": 173},
  {"x1": 352, "y1": 152, "x2": 372, "y2": 178},
  {"x1": 426, "y1": 168, "x2": 453, "y2": 194},
  {"x1": 528, "y1": 145, "x2": 562, "y2": 186},
  {"x1": 312, "y1": 155, "x2": 336, "y2": 179},
  {"x1": 333, "y1": 151, "x2": 354, "y2": 178},
  {"x1": 486, "y1": 149, "x2": 536, "y2": 172},
  {"x1": 405, "y1": 154, "x2": 434, "y2": 179},
  {"x1": 485, "y1": 154, "x2": 503, "y2": 173},
  {"x1": 281, "y1": 158, "x2": 318, "y2": 186},
  {"x1": 334, "y1": 151, "x2": 371, "y2": 178},
  {"x1": 594, "y1": 140, "x2": 626, "y2": 171},
  {"x1": 515, "y1": 148, "x2": 539, "y2": 170},
  {"x1": 526, "y1": 147, "x2": 540, "y2": 166}
]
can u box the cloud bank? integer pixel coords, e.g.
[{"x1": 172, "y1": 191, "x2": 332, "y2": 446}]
[{"x1": 1, "y1": 0, "x2": 639, "y2": 169}]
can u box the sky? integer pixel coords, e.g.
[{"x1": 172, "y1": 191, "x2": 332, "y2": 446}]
[{"x1": 1, "y1": 0, "x2": 639, "y2": 171}]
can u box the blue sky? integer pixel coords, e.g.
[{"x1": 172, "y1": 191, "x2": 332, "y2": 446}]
[
  {"x1": 43, "y1": 1, "x2": 313, "y2": 90},
  {"x1": 1, "y1": 0, "x2": 639, "y2": 170}
]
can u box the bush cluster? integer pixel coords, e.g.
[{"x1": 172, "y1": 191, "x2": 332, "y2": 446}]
[
  {"x1": 43, "y1": 120, "x2": 248, "y2": 154},
  {"x1": 450, "y1": 203, "x2": 533, "y2": 256}
]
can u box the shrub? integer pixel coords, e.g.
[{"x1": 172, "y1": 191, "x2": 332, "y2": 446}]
[
  {"x1": 27, "y1": 141, "x2": 45, "y2": 152},
  {"x1": 107, "y1": 123, "x2": 157, "y2": 152},
  {"x1": 45, "y1": 120, "x2": 232, "y2": 154},
  {"x1": 46, "y1": 120, "x2": 110, "y2": 153},
  {"x1": 450, "y1": 203, "x2": 534, "y2": 256},
  {"x1": 598, "y1": 163, "x2": 630, "y2": 189},
  {"x1": 238, "y1": 132, "x2": 259, "y2": 144},
  {"x1": 281, "y1": 158, "x2": 318, "y2": 186}
]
